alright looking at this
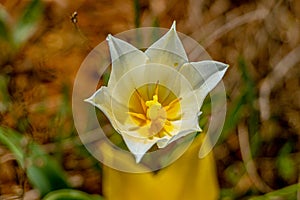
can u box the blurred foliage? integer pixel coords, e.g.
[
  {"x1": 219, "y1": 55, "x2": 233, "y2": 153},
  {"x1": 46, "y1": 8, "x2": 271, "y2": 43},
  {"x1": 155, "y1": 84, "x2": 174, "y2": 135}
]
[
  {"x1": 0, "y1": 0, "x2": 43, "y2": 52},
  {"x1": 12, "y1": 0, "x2": 43, "y2": 47},
  {"x1": 0, "y1": 127, "x2": 69, "y2": 196},
  {"x1": 220, "y1": 57, "x2": 259, "y2": 143}
]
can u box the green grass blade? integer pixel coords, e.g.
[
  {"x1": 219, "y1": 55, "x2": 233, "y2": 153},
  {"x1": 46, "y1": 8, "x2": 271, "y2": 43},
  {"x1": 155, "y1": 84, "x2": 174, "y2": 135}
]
[
  {"x1": 12, "y1": 0, "x2": 43, "y2": 47},
  {"x1": 0, "y1": 6, "x2": 11, "y2": 42},
  {"x1": 0, "y1": 127, "x2": 24, "y2": 166},
  {"x1": 42, "y1": 189, "x2": 104, "y2": 200},
  {"x1": 250, "y1": 184, "x2": 300, "y2": 200},
  {"x1": 133, "y1": 0, "x2": 140, "y2": 28}
]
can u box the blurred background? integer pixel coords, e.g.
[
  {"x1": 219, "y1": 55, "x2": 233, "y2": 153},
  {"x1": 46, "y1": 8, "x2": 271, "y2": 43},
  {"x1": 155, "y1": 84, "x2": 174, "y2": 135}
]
[{"x1": 0, "y1": 0, "x2": 299, "y2": 199}]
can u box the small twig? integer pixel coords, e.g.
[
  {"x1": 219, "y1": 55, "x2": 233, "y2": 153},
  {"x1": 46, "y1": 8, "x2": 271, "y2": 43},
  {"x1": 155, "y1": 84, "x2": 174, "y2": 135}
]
[
  {"x1": 201, "y1": 8, "x2": 269, "y2": 48},
  {"x1": 189, "y1": 0, "x2": 285, "y2": 49},
  {"x1": 259, "y1": 45, "x2": 300, "y2": 121},
  {"x1": 238, "y1": 123, "x2": 273, "y2": 193},
  {"x1": 0, "y1": 153, "x2": 16, "y2": 163}
]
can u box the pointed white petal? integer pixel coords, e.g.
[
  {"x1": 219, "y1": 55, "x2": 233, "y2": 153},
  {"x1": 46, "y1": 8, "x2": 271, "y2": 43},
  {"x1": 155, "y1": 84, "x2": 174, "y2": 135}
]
[
  {"x1": 86, "y1": 87, "x2": 156, "y2": 163},
  {"x1": 157, "y1": 91, "x2": 201, "y2": 148},
  {"x1": 156, "y1": 123, "x2": 199, "y2": 148},
  {"x1": 85, "y1": 87, "x2": 120, "y2": 131},
  {"x1": 180, "y1": 60, "x2": 229, "y2": 108},
  {"x1": 168, "y1": 118, "x2": 201, "y2": 144},
  {"x1": 179, "y1": 91, "x2": 201, "y2": 119},
  {"x1": 106, "y1": 34, "x2": 148, "y2": 88},
  {"x1": 145, "y1": 21, "x2": 188, "y2": 68},
  {"x1": 159, "y1": 104, "x2": 200, "y2": 148},
  {"x1": 121, "y1": 133, "x2": 157, "y2": 163},
  {"x1": 156, "y1": 138, "x2": 170, "y2": 148}
]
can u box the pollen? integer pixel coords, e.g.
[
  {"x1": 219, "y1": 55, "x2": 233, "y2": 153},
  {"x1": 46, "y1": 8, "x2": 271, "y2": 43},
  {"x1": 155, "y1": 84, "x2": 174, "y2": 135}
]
[{"x1": 128, "y1": 83, "x2": 181, "y2": 139}]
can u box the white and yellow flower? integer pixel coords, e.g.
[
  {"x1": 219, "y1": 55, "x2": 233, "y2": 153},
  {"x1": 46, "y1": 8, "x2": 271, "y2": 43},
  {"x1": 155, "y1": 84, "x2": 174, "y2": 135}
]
[{"x1": 85, "y1": 22, "x2": 228, "y2": 163}]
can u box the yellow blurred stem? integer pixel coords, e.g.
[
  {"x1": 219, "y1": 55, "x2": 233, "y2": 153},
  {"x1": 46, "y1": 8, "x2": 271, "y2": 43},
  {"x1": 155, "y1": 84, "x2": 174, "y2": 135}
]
[{"x1": 102, "y1": 134, "x2": 220, "y2": 200}]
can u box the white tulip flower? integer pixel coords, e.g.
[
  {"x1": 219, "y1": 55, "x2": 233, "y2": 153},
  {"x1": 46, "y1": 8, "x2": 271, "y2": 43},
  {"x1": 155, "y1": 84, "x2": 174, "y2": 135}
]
[{"x1": 85, "y1": 22, "x2": 228, "y2": 163}]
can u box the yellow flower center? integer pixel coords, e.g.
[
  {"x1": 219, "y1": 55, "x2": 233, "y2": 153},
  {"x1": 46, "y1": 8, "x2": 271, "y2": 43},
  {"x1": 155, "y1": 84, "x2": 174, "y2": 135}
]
[
  {"x1": 145, "y1": 95, "x2": 164, "y2": 120},
  {"x1": 128, "y1": 83, "x2": 181, "y2": 139}
]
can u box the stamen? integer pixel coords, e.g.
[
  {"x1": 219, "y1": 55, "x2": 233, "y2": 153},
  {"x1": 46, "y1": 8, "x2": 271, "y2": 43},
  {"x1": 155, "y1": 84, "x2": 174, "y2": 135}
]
[
  {"x1": 134, "y1": 88, "x2": 147, "y2": 113},
  {"x1": 164, "y1": 97, "x2": 182, "y2": 112},
  {"x1": 155, "y1": 80, "x2": 159, "y2": 96},
  {"x1": 167, "y1": 114, "x2": 182, "y2": 121},
  {"x1": 128, "y1": 83, "x2": 181, "y2": 139},
  {"x1": 128, "y1": 112, "x2": 147, "y2": 121}
]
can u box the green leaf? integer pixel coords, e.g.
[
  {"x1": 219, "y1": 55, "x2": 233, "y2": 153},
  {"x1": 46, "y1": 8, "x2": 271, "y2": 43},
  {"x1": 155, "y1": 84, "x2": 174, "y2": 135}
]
[
  {"x1": 220, "y1": 188, "x2": 237, "y2": 199},
  {"x1": 0, "y1": 127, "x2": 69, "y2": 196},
  {"x1": 0, "y1": 127, "x2": 24, "y2": 166},
  {"x1": 277, "y1": 142, "x2": 296, "y2": 181},
  {"x1": 238, "y1": 57, "x2": 259, "y2": 136},
  {"x1": 0, "y1": 75, "x2": 11, "y2": 110},
  {"x1": 12, "y1": 0, "x2": 43, "y2": 47},
  {"x1": 0, "y1": 6, "x2": 11, "y2": 41},
  {"x1": 277, "y1": 156, "x2": 296, "y2": 181},
  {"x1": 249, "y1": 184, "x2": 300, "y2": 200},
  {"x1": 102, "y1": 72, "x2": 110, "y2": 86},
  {"x1": 42, "y1": 189, "x2": 104, "y2": 200}
]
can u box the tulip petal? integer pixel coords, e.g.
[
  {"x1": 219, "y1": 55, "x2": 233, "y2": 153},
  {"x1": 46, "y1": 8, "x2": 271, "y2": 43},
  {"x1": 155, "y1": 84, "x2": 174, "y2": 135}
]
[
  {"x1": 145, "y1": 21, "x2": 188, "y2": 68},
  {"x1": 110, "y1": 63, "x2": 194, "y2": 107},
  {"x1": 157, "y1": 118, "x2": 200, "y2": 148},
  {"x1": 180, "y1": 60, "x2": 229, "y2": 108},
  {"x1": 84, "y1": 87, "x2": 119, "y2": 131},
  {"x1": 171, "y1": 91, "x2": 201, "y2": 134},
  {"x1": 156, "y1": 138, "x2": 169, "y2": 148},
  {"x1": 168, "y1": 118, "x2": 200, "y2": 144},
  {"x1": 156, "y1": 92, "x2": 201, "y2": 148},
  {"x1": 121, "y1": 133, "x2": 157, "y2": 163},
  {"x1": 106, "y1": 34, "x2": 148, "y2": 88}
]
